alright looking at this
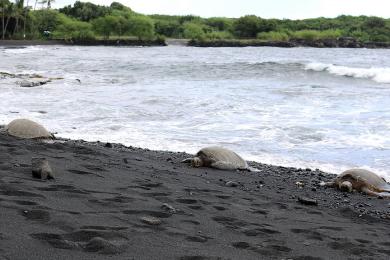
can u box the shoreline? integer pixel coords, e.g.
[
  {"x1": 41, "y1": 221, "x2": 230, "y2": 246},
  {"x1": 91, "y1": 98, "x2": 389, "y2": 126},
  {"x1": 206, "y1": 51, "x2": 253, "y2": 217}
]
[
  {"x1": 0, "y1": 130, "x2": 389, "y2": 259},
  {"x1": 2, "y1": 39, "x2": 390, "y2": 49},
  {"x1": 0, "y1": 39, "x2": 166, "y2": 47},
  {"x1": 189, "y1": 38, "x2": 390, "y2": 49}
]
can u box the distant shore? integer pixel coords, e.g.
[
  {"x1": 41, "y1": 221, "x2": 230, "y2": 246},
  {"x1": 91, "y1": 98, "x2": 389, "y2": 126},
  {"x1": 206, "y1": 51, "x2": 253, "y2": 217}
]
[
  {"x1": 2, "y1": 38, "x2": 390, "y2": 49},
  {"x1": 0, "y1": 39, "x2": 166, "y2": 47},
  {"x1": 189, "y1": 38, "x2": 390, "y2": 48}
]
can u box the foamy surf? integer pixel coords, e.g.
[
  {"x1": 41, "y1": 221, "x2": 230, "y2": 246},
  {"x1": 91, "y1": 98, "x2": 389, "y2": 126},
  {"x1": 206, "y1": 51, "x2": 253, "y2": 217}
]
[
  {"x1": 2, "y1": 46, "x2": 46, "y2": 54},
  {"x1": 305, "y1": 62, "x2": 390, "y2": 83}
]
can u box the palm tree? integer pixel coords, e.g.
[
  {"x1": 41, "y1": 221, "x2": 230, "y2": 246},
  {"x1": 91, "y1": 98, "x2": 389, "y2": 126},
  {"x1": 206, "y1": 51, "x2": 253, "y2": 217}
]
[
  {"x1": 47, "y1": 0, "x2": 53, "y2": 9},
  {"x1": 23, "y1": 0, "x2": 30, "y2": 38},
  {"x1": 0, "y1": 0, "x2": 10, "y2": 39},
  {"x1": 1, "y1": 0, "x2": 13, "y2": 39},
  {"x1": 13, "y1": 0, "x2": 24, "y2": 36},
  {"x1": 38, "y1": 0, "x2": 53, "y2": 9}
]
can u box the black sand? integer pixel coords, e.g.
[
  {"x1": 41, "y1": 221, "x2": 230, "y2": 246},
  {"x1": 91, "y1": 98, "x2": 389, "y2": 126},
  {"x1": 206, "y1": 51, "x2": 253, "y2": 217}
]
[{"x1": 0, "y1": 131, "x2": 389, "y2": 260}]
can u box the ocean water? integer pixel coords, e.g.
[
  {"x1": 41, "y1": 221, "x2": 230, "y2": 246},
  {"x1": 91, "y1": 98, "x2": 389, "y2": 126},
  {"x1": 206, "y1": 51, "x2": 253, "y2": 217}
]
[{"x1": 1, "y1": 45, "x2": 390, "y2": 179}]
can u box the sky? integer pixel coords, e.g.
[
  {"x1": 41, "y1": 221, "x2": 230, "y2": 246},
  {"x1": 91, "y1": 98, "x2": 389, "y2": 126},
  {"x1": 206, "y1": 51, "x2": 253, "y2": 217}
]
[{"x1": 51, "y1": 0, "x2": 390, "y2": 19}]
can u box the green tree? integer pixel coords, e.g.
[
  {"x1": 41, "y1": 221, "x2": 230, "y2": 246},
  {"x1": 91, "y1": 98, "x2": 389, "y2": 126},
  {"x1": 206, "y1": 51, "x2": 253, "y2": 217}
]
[
  {"x1": 127, "y1": 15, "x2": 154, "y2": 40},
  {"x1": 59, "y1": 1, "x2": 110, "y2": 21},
  {"x1": 53, "y1": 14, "x2": 95, "y2": 40},
  {"x1": 1, "y1": 0, "x2": 13, "y2": 39},
  {"x1": 92, "y1": 15, "x2": 118, "y2": 39},
  {"x1": 363, "y1": 17, "x2": 386, "y2": 29},
  {"x1": 155, "y1": 20, "x2": 181, "y2": 38},
  {"x1": 206, "y1": 17, "x2": 233, "y2": 32},
  {"x1": 12, "y1": 0, "x2": 25, "y2": 36},
  {"x1": 233, "y1": 15, "x2": 260, "y2": 38},
  {"x1": 182, "y1": 22, "x2": 205, "y2": 40},
  {"x1": 30, "y1": 8, "x2": 59, "y2": 34},
  {"x1": 110, "y1": 2, "x2": 131, "y2": 12},
  {"x1": 0, "y1": 0, "x2": 11, "y2": 39}
]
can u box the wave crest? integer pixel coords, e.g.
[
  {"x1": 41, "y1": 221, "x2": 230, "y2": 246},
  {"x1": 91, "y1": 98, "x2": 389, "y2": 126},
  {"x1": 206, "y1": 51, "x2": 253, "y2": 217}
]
[{"x1": 305, "y1": 62, "x2": 390, "y2": 83}]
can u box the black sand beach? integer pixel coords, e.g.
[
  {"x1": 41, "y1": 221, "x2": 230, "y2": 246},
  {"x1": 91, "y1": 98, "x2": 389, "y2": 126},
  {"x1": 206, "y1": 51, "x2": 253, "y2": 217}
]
[{"x1": 0, "y1": 129, "x2": 389, "y2": 260}]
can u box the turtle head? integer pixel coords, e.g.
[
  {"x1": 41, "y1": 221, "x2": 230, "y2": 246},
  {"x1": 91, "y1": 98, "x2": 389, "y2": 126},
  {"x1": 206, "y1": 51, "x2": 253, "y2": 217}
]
[
  {"x1": 191, "y1": 157, "x2": 203, "y2": 168},
  {"x1": 339, "y1": 181, "x2": 353, "y2": 193}
]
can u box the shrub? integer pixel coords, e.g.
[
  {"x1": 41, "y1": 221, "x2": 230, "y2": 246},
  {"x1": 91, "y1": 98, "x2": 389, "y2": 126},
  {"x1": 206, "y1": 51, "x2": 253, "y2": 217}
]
[
  {"x1": 257, "y1": 31, "x2": 289, "y2": 41},
  {"x1": 204, "y1": 31, "x2": 234, "y2": 40},
  {"x1": 290, "y1": 29, "x2": 342, "y2": 41},
  {"x1": 350, "y1": 30, "x2": 370, "y2": 42},
  {"x1": 92, "y1": 15, "x2": 119, "y2": 39},
  {"x1": 53, "y1": 14, "x2": 95, "y2": 40},
  {"x1": 127, "y1": 15, "x2": 155, "y2": 40},
  {"x1": 233, "y1": 15, "x2": 260, "y2": 38},
  {"x1": 155, "y1": 20, "x2": 181, "y2": 38},
  {"x1": 182, "y1": 22, "x2": 205, "y2": 40}
]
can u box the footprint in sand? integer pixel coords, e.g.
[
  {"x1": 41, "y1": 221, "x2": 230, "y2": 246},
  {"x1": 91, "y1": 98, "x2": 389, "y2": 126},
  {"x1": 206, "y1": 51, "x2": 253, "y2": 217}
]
[
  {"x1": 232, "y1": 241, "x2": 251, "y2": 249},
  {"x1": 31, "y1": 229, "x2": 128, "y2": 255},
  {"x1": 21, "y1": 209, "x2": 50, "y2": 223}
]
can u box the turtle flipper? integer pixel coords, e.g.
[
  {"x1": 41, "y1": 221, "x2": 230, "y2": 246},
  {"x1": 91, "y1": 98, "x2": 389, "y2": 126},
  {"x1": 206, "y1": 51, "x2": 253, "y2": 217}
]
[
  {"x1": 211, "y1": 161, "x2": 238, "y2": 170},
  {"x1": 381, "y1": 184, "x2": 390, "y2": 193},
  {"x1": 320, "y1": 181, "x2": 336, "y2": 188},
  {"x1": 361, "y1": 187, "x2": 386, "y2": 197},
  {"x1": 246, "y1": 166, "x2": 260, "y2": 172},
  {"x1": 181, "y1": 158, "x2": 193, "y2": 164},
  {"x1": 377, "y1": 192, "x2": 390, "y2": 198}
]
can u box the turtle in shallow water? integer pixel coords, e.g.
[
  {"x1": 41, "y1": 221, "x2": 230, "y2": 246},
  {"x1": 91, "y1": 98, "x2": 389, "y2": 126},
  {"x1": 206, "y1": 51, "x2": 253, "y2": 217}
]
[
  {"x1": 4, "y1": 119, "x2": 54, "y2": 139},
  {"x1": 323, "y1": 169, "x2": 390, "y2": 198},
  {"x1": 182, "y1": 146, "x2": 258, "y2": 172}
]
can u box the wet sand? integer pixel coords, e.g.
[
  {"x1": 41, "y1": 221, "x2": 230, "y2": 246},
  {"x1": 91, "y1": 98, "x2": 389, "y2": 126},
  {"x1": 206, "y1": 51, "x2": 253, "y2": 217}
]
[{"x1": 0, "y1": 130, "x2": 389, "y2": 259}]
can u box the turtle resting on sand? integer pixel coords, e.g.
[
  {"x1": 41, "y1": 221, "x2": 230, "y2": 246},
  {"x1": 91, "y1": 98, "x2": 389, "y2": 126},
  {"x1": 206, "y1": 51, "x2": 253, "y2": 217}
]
[
  {"x1": 323, "y1": 169, "x2": 390, "y2": 198},
  {"x1": 4, "y1": 119, "x2": 54, "y2": 139},
  {"x1": 181, "y1": 146, "x2": 259, "y2": 172}
]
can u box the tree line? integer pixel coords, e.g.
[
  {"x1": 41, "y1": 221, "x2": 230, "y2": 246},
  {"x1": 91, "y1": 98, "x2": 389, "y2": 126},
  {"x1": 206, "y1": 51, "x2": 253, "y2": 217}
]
[{"x1": 1, "y1": 0, "x2": 389, "y2": 43}]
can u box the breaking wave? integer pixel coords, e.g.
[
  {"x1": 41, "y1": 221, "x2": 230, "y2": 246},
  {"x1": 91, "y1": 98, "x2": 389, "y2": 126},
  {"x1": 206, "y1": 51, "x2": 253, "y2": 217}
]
[{"x1": 305, "y1": 62, "x2": 390, "y2": 83}]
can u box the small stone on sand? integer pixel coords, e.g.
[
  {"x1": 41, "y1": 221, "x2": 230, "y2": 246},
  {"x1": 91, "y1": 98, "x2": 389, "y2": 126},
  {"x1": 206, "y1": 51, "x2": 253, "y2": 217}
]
[
  {"x1": 140, "y1": 216, "x2": 162, "y2": 226},
  {"x1": 32, "y1": 158, "x2": 54, "y2": 180},
  {"x1": 225, "y1": 181, "x2": 238, "y2": 187},
  {"x1": 161, "y1": 203, "x2": 177, "y2": 213},
  {"x1": 298, "y1": 196, "x2": 318, "y2": 206}
]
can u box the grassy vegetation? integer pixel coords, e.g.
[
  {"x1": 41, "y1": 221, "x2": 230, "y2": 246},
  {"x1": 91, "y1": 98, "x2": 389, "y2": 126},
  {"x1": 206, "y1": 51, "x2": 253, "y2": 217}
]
[{"x1": 1, "y1": 0, "x2": 390, "y2": 43}]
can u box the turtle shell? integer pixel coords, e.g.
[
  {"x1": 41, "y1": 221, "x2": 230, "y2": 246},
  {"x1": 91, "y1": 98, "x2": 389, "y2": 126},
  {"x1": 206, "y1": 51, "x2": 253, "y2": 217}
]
[
  {"x1": 6, "y1": 119, "x2": 52, "y2": 139},
  {"x1": 337, "y1": 169, "x2": 390, "y2": 191},
  {"x1": 197, "y1": 146, "x2": 248, "y2": 168}
]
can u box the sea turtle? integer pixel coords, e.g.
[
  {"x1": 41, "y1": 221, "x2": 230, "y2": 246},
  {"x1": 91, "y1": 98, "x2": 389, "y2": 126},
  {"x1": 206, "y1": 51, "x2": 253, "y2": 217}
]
[
  {"x1": 181, "y1": 146, "x2": 259, "y2": 171},
  {"x1": 323, "y1": 169, "x2": 390, "y2": 198},
  {"x1": 4, "y1": 119, "x2": 54, "y2": 139}
]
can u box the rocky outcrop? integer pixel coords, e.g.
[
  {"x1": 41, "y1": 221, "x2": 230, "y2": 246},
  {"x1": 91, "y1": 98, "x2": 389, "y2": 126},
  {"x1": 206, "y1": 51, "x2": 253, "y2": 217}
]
[
  {"x1": 188, "y1": 38, "x2": 390, "y2": 48},
  {"x1": 66, "y1": 38, "x2": 166, "y2": 46}
]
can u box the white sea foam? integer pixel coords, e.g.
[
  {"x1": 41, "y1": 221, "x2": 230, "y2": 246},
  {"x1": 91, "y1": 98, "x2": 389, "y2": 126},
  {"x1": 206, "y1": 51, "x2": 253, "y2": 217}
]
[
  {"x1": 3, "y1": 46, "x2": 46, "y2": 54},
  {"x1": 305, "y1": 62, "x2": 390, "y2": 83}
]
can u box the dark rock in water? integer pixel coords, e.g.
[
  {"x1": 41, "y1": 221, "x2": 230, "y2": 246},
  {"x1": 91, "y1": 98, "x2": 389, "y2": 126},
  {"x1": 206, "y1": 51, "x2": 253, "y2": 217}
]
[
  {"x1": 140, "y1": 216, "x2": 162, "y2": 226},
  {"x1": 32, "y1": 158, "x2": 54, "y2": 180},
  {"x1": 19, "y1": 79, "x2": 51, "y2": 88},
  {"x1": 105, "y1": 142, "x2": 113, "y2": 148},
  {"x1": 298, "y1": 196, "x2": 318, "y2": 206}
]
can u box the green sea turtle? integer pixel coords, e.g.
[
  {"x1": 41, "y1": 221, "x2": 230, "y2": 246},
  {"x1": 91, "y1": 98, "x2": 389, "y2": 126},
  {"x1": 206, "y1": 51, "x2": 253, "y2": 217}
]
[
  {"x1": 182, "y1": 146, "x2": 259, "y2": 171},
  {"x1": 5, "y1": 119, "x2": 54, "y2": 139},
  {"x1": 324, "y1": 169, "x2": 390, "y2": 198}
]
